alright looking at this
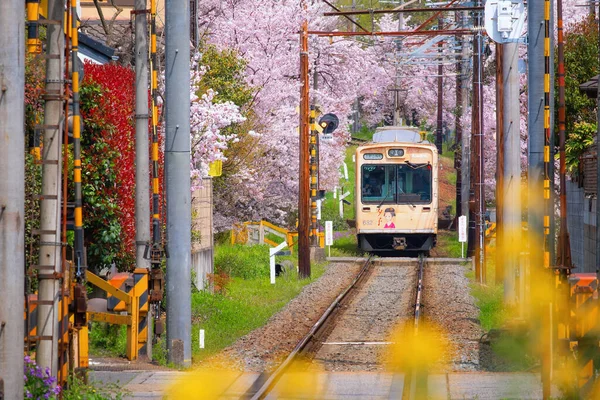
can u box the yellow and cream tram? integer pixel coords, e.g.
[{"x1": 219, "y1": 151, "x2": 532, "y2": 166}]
[{"x1": 355, "y1": 127, "x2": 438, "y2": 253}]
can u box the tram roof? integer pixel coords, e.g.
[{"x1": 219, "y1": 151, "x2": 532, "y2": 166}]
[{"x1": 372, "y1": 126, "x2": 428, "y2": 144}]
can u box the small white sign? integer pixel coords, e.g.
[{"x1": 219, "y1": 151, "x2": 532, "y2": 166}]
[
  {"x1": 325, "y1": 221, "x2": 333, "y2": 246},
  {"x1": 321, "y1": 134, "x2": 333, "y2": 141},
  {"x1": 317, "y1": 199, "x2": 322, "y2": 220},
  {"x1": 352, "y1": 154, "x2": 356, "y2": 162},
  {"x1": 458, "y1": 215, "x2": 467, "y2": 243},
  {"x1": 333, "y1": 186, "x2": 337, "y2": 199},
  {"x1": 199, "y1": 329, "x2": 205, "y2": 349},
  {"x1": 343, "y1": 162, "x2": 349, "y2": 180}
]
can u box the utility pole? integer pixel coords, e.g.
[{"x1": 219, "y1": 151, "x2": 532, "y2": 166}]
[
  {"x1": 134, "y1": 0, "x2": 151, "y2": 358},
  {"x1": 469, "y1": 2, "x2": 485, "y2": 283},
  {"x1": 528, "y1": 0, "x2": 552, "y2": 394},
  {"x1": 501, "y1": 42, "x2": 521, "y2": 304},
  {"x1": 393, "y1": 0, "x2": 404, "y2": 126},
  {"x1": 165, "y1": 0, "x2": 192, "y2": 367},
  {"x1": 298, "y1": 20, "x2": 311, "y2": 278},
  {"x1": 37, "y1": 0, "x2": 65, "y2": 375},
  {"x1": 309, "y1": 62, "x2": 324, "y2": 262},
  {"x1": 0, "y1": 1, "x2": 25, "y2": 398},
  {"x1": 454, "y1": 11, "x2": 464, "y2": 219},
  {"x1": 352, "y1": 0, "x2": 360, "y2": 134},
  {"x1": 436, "y1": 17, "x2": 443, "y2": 154},
  {"x1": 496, "y1": 43, "x2": 504, "y2": 287},
  {"x1": 460, "y1": 11, "x2": 471, "y2": 236}
]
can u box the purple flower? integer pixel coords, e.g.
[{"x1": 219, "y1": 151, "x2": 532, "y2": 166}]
[
  {"x1": 25, "y1": 390, "x2": 33, "y2": 399},
  {"x1": 24, "y1": 355, "x2": 32, "y2": 364},
  {"x1": 53, "y1": 386, "x2": 62, "y2": 395}
]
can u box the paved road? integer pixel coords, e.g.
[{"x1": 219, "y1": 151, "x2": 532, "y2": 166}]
[{"x1": 90, "y1": 370, "x2": 558, "y2": 399}]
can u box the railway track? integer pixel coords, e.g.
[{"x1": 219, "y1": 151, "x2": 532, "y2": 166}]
[{"x1": 248, "y1": 255, "x2": 427, "y2": 399}]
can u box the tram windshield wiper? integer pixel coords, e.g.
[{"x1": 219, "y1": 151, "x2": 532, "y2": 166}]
[{"x1": 376, "y1": 194, "x2": 392, "y2": 209}]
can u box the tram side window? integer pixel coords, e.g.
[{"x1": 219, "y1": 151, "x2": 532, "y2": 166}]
[{"x1": 397, "y1": 164, "x2": 432, "y2": 203}]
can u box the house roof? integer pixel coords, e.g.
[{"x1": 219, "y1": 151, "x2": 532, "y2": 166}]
[
  {"x1": 579, "y1": 75, "x2": 599, "y2": 99},
  {"x1": 79, "y1": 33, "x2": 116, "y2": 64}
]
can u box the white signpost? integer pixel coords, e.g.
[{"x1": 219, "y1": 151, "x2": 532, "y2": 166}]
[
  {"x1": 325, "y1": 221, "x2": 333, "y2": 257},
  {"x1": 333, "y1": 186, "x2": 337, "y2": 199},
  {"x1": 269, "y1": 241, "x2": 288, "y2": 284},
  {"x1": 458, "y1": 215, "x2": 467, "y2": 258},
  {"x1": 339, "y1": 191, "x2": 351, "y2": 218},
  {"x1": 317, "y1": 199, "x2": 322, "y2": 220},
  {"x1": 199, "y1": 329, "x2": 205, "y2": 349},
  {"x1": 343, "y1": 162, "x2": 349, "y2": 180}
]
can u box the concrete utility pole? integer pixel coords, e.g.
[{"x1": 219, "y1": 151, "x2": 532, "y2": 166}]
[
  {"x1": 37, "y1": 0, "x2": 65, "y2": 376},
  {"x1": 460, "y1": 11, "x2": 470, "y2": 233},
  {"x1": 454, "y1": 12, "x2": 463, "y2": 219},
  {"x1": 501, "y1": 42, "x2": 521, "y2": 304},
  {"x1": 527, "y1": 0, "x2": 546, "y2": 274},
  {"x1": 135, "y1": 0, "x2": 150, "y2": 276},
  {"x1": 0, "y1": 1, "x2": 25, "y2": 398},
  {"x1": 165, "y1": 0, "x2": 192, "y2": 367},
  {"x1": 496, "y1": 43, "x2": 504, "y2": 287},
  {"x1": 134, "y1": 0, "x2": 151, "y2": 358},
  {"x1": 469, "y1": 2, "x2": 485, "y2": 283}
]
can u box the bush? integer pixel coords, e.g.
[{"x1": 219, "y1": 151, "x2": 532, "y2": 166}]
[{"x1": 214, "y1": 244, "x2": 270, "y2": 279}]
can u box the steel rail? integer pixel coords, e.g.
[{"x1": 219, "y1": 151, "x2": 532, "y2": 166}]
[
  {"x1": 249, "y1": 255, "x2": 375, "y2": 400},
  {"x1": 414, "y1": 255, "x2": 425, "y2": 333}
]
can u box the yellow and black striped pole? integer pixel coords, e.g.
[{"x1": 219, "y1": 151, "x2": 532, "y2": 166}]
[
  {"x1": 543, "y1": 0, "x2": 551, "y2": 271},
  {"x1": 71, "y1": 0, "x2": 84, "y2": 279},
  {"x1": 26, "y1": 0, "x2": 41, "y2": 53},
  {"x1": 150, "y1": 0, "x2": 160, "y2": 252},
  {"x1": 542, "y1": 0, "x2": 553, "y2": 397},
  {"x1": 148, "y1": 0, "x2": 165, "y2": 340},
  {"x1": 309, "y1": 105, "x2": 319, "y2": 245}
]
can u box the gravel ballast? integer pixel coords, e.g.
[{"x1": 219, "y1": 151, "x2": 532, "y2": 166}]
[
  {"x1": 203, "y1": 262, "x2": 362, "y2": 372},
  {"x1": 423, "y1": 262, "x2": 484, "y2": 372}
]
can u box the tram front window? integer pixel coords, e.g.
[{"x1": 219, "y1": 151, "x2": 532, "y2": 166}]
[
  {"x1": 397, "y1": 164, "x2": 431, "y2": 203},
  {"x1": 361, "y1": 164, "x2": 432, "y2": 204}
]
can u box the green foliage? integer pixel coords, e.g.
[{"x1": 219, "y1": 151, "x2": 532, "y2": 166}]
[
  {"x1": 24, "y1": 154, "x2": 42, "y2": 290},
  {"x1": 214, "y1": 244, "x2": 271, "y2": 279},
  {"x1": 197, "y1": 44, "x2": 253, "y2": 108},
  {"x1": 78, "y1": 82, "x2": 124, "y2": 271},
  {"x1": 352, "y1": 125, "x2": 374, "y2": 141},
  {"x1": 565, "y1": 121, "x2": 596, "y2": 177},
  {"x1": 62, "y1": 375, "x2": 128, "y2": 400},
  {"x1": 190, "y1": 263, "x2": 326, "y2": 363},
  {"x1": 434, "y1": 230, "x2": 463, "y2": 258},
  {"x1": 470, "y1": 282, "x2": 506, "y2": 331},
  {"x1": 330, "y1": 234, "x2": 363, "y2": 257},
  {"x1": 89, "y1": 322, "x2": 127, "y2": 357},
  {"x1": 562, "y1": 16, "x2": 599, "y2": 131}
]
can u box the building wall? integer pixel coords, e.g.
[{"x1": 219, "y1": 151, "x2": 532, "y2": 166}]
[
  {"x1": 80, "y1": 0, "x2": 166, "y2": 26},
  {"x1": 566, "y1": 179, "x2": 596, "y2": 272},
  {"x1": 191, "y1": 178, "x2": 214, "y2": 291}
]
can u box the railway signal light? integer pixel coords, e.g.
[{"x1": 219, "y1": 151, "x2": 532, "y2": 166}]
[{"x1": 318, "y1": 113, "x2": 339, "y2": 140}]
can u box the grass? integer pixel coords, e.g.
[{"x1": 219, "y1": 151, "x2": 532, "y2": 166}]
[
  {"x1": 330, "y1": 233, "x2": 363, "y2": 257},
  {"x1": 434, "y1": 230, "x2": 464, "y2": 258},
  {"x1": 190, "y1": 260, "x2": 325, "y2": 363},
  {"x1": 89, "y1": 322, "x2": 127, "y2": 357}
]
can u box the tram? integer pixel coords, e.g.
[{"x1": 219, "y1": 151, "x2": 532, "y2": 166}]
[{"x1": 355, "y1": 126, "x2": 438, "y2": 252}]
